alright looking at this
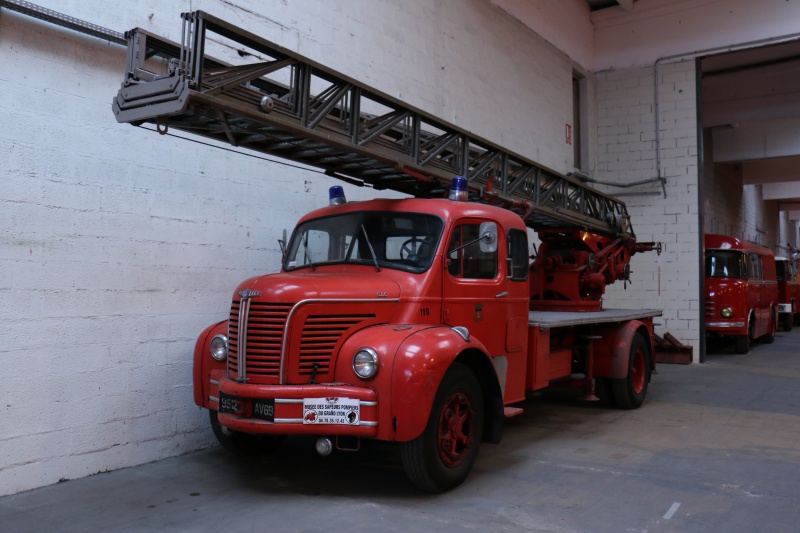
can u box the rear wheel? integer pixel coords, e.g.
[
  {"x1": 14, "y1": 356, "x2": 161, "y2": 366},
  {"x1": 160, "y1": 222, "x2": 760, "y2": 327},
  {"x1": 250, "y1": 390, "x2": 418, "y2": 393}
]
[
  {"x1": 782, "y1": 313, "x2": 793, "y2": 332},
  {"x1": 210, "y1": 410, "x2": 286, "y2": 455},
  {"x1": 401, "y1": 363, "x2": 484, "y2": 493},
  {"x1": 611, "y1": 333, "x2": 651, "y2": 409}
]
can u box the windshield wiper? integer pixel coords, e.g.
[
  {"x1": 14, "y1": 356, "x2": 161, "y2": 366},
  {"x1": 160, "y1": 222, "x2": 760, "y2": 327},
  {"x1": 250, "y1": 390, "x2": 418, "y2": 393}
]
[
  {"x1": 361, "y1": 224, "x2": 381, "y2": 272},
  {"x1": 303, "y1": 233, "x2": 316, "y2": 271}
]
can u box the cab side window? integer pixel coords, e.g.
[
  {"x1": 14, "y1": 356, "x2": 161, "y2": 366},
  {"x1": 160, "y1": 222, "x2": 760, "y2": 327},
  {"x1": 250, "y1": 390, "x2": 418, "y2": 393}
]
[
  {"x1": 447, "y1": 223, "x2": 497, "y2": 279},
  {"x1": 748, "y1": 253, "x2": 762, "y2": 280},
  {"x1": 507, "y1": 228, "x2": 529, "y2": 281}
]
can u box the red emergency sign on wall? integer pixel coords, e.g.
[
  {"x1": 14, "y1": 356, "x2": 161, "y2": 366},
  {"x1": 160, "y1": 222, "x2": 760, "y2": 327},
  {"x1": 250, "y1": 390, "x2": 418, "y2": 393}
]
[{"x1": 565, "y1": 124, "x2": 572, "y2": 145}]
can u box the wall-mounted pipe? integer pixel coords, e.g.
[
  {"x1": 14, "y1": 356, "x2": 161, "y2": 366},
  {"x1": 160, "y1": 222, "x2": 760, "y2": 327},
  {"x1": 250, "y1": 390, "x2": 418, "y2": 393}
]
[{"x1": 0, "y1": 0, "x2": 124, "y2": 45}]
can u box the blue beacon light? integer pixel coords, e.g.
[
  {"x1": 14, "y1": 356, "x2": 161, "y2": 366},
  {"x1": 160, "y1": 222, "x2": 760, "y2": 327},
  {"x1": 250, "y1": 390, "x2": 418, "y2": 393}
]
[
  {"x1": 329, "y1": 186, "x2": 346, "y2": 205},
  {"x1": 449, "y1": 176, "x2": 468, "y2": 201}
]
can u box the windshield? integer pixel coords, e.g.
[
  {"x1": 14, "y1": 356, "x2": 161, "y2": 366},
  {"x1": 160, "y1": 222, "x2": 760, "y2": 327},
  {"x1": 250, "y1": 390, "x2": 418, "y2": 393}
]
[
  {"x1": 284, "y1": 211, "x2": 444, "y2": 273},
  {"x1": 705, "y1": 250, "x2": 744, "y2": 279}
]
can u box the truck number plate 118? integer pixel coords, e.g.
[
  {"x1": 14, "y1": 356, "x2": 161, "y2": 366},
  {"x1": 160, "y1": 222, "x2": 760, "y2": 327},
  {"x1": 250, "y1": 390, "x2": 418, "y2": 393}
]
[{"x1": 302, "y1": 397, "x2": 360, "y2": 425}]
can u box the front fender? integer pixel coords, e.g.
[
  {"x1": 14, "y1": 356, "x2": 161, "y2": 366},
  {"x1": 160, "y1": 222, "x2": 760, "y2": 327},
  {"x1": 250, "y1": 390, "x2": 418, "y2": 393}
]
[
  {"x1": 391, "y1": 327, "x2": 491, "y2": 442},
  {"x1": 193, "y1": 320, "x2": 227, "y2": 407}
]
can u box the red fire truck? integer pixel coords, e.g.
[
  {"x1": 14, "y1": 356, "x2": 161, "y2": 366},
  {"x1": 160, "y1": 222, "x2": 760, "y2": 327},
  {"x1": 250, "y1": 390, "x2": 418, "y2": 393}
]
[
  {"x1": 113, "y1": 11, "x2": 661, "y2": 492},
  {"x1": 704, "y1": 234, "x2": 778, "y2": 353},
  {"x1": 775, "y1": 255, "x2": 800, "y2": 331}
]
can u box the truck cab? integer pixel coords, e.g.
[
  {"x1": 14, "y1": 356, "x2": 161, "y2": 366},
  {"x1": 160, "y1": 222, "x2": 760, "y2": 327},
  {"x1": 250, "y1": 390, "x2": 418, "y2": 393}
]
[{"x1": 194, "y1": 191, "x2": 531, "y2": 492}]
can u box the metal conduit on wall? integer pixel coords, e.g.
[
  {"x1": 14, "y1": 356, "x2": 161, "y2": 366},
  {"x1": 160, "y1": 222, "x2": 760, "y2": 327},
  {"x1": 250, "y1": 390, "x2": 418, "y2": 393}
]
[{"x1": 0, "y1": 0, "x2": 124, "y2": 45}]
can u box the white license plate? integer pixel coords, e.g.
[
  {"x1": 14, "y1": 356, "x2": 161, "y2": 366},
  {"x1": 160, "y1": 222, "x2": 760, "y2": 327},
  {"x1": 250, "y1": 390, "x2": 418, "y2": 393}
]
[{"x1": 302, "y1": 397, "x2": 360, "y2": 425}]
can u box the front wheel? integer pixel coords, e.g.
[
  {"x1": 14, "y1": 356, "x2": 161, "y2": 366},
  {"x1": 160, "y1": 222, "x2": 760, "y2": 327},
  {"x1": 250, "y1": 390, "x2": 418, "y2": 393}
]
[
  {"x1": 734, "y1": 335, "x2": 750, "y2": 354},
  {"x1": 400, "y1": 363, "x2": 484, "y2": 493},
  {"x1": 611, "y1": 332, "x2": 651, "y2": 409},
  {"x1": 209, "y1": 410, "x2": 286, "y2": 455}
]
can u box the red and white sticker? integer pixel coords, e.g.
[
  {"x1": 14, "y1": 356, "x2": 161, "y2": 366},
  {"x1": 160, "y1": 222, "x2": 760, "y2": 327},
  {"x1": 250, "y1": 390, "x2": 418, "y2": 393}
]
[{"x1": 302, "y1": 397, "x2": 360, "y2": 425}]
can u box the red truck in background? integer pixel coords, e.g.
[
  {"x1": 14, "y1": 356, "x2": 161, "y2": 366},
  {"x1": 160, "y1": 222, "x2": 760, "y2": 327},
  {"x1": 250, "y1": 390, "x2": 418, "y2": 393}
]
[
  {"x1": 112, "y1": 11, "x2": 662, "y2": 492},
  {"x1": 775, "y1": 255, "x2": 800, "y2": 331},
  {"x1": 704, "y1": 234, "x2": 778, "y2": 353}
]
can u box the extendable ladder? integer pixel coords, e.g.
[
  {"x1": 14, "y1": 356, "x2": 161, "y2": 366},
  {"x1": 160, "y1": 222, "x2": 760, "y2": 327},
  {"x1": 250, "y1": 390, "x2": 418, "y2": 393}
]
[{"x1": 113, "y1": 10, "x2": 633, "y2": 237}]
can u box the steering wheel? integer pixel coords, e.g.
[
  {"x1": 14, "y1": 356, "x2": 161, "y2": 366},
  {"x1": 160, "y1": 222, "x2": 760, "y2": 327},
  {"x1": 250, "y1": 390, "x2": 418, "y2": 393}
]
[{"x1": 400, "y1": 237, "x2": 434, "y2": 262}]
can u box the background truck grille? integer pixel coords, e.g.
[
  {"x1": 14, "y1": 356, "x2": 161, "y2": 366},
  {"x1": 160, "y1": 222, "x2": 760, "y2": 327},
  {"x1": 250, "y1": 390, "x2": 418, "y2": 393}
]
[
  {"x1": 705, "y1": 297, "x2": 715, "y2": 318},
  {"x1": 227, "y1": 300, "x2": 376, "y2": 380}
]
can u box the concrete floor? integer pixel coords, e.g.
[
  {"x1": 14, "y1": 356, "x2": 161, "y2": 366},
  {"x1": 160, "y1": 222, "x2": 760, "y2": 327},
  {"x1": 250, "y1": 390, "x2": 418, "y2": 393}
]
[{"x1": 2, "y1": 331, "x2": 800, "y2": 533}]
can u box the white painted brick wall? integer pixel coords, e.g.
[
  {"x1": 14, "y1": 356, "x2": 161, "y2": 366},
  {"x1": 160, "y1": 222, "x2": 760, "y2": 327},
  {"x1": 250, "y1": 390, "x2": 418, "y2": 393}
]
[
  {"x1": 595, "y1": 61, "x2": 702, "y2": 357},
  {"x1": 0, "y1": 0, "x2": 581, "y2": 495}
]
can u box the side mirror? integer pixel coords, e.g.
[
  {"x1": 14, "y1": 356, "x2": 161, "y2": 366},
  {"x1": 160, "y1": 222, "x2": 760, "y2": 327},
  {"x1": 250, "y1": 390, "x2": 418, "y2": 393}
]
[{"x1": 479, "y1": 222, "x2": 498, "y2": 254}]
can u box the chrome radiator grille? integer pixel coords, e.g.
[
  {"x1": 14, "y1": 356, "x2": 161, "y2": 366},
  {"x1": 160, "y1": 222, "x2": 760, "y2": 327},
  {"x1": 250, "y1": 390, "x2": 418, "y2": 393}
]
[
  {"x1": 227, "y1": 300, "x2": 376, "y2": 382},
  {"x1": 228, "y1": 301, "x2": 291, "y2": 378}
]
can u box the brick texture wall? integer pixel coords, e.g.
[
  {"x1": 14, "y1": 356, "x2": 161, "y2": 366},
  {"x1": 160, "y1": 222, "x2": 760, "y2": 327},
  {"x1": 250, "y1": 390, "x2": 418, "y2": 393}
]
[
  {"x1": 0, "y1": 0, "x2": 583, "y2": 495},
  {"x1": 594, "y1": 61, "x2": 702, "y2": 356}
]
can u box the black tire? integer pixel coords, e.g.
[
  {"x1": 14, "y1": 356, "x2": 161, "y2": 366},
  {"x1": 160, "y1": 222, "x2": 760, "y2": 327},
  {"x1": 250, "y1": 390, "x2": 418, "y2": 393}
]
[
  {"x1": 782, "y1": 314, "x2": 793, "y2": 332},
  {"x1": 611, "y1": 333, "x2": 651, "y2": 409},
  {"x1": 400, "y1": 363, "x2": 484, "y2": 493},
  {"x1": 209, "y1": 410, "x2": 286, "y2": 455},
  {"x1": 734, "y1": 335, "x2": 749, "y2": 354},
  {"x1": 762, "y1": 309, "x2": 776, "y2": 344}
]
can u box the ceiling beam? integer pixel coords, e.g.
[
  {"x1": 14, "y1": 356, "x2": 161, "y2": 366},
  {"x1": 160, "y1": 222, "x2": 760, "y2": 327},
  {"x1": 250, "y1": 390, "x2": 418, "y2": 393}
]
[
  {"x1": 741, "y1": 157, "x2": 800, "y2": 185},
  {"x1": 762, "y1": 182, "x2": 800, "y2": 201},
  {"x1": 616, "y1": 0, "x2": 635, "y2": 11}
]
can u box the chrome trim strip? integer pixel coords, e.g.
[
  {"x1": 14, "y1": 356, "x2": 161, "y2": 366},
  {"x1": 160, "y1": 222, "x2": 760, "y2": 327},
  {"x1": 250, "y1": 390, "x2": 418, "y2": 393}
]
[
  {"x1": 210, "y1": 379, "x2": 219, "y2": 385},
  {"x1": 237, "y1": 297, "x2": 252, "y2": 382},
  {"x1": 274, "y1": 398, "x2": 377, "y2": 407},
  {"x1": 209, "y1": 395, "x2": 219, "y2": 403},
  {"x1": 272, "y1": 418, "x2": 377, "y2": 426},
  {"x1": 706, "y1": 321, "x2": 745, "y2": 328},
  {"x1": 278, "y1": 297, "x2": 400, "y2": 384}
]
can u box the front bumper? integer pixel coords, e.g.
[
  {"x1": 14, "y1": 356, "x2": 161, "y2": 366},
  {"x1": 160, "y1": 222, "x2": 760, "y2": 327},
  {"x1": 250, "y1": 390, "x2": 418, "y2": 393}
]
[
  {"x1": 208, "y1": 372, "x2": 379, "y2": 437},
  {"x1": 706, "y1": 321, "x2": 746, "y2": 328}
]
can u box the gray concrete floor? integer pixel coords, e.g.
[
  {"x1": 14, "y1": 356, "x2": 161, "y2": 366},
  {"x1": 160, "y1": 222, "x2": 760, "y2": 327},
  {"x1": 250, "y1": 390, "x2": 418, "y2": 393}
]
[{"x1": 3, "y1": 331, "x2": 800, "y2": 533}]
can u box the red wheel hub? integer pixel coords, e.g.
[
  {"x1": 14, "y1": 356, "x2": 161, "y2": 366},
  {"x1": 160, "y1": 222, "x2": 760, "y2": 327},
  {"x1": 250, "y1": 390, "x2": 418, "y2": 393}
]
[{"x1": 437, "y1": 391, "x2": 474, "y2": 467}]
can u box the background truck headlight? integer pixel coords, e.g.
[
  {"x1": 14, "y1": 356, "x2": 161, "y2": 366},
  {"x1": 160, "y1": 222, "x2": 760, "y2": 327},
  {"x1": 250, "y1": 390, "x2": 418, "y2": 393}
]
[
  {"x1": 210, "y1": 334, "x2": 228, "y2": 361},
  {"x1": 721, "y1": 307, "x2": 733, "y2": 318},
  {"x1": 353, "y1": 348, "x2": 379, "y2": 379}
]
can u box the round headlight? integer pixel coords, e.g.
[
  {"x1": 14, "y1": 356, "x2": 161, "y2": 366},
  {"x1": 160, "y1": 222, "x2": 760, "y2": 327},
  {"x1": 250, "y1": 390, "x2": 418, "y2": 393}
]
[
  {"x1": 721, "y1": 307, "x2": 733, "y2": 318},
  {"x1": 353, "y1": 348, "x2": 380, "y2": 379},
  {"x1": 210, "y1": 334, "x2": 228, "y2": 361}
]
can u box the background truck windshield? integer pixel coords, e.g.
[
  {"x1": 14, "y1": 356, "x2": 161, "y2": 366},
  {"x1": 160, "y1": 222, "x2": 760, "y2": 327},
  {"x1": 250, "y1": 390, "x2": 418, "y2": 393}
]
[
  {"x1": 284, "y1": 211, "x2": 444, "y2": 272},
  {"x1": 705, "y1": 250, "x2": 744, "y2": 279}
]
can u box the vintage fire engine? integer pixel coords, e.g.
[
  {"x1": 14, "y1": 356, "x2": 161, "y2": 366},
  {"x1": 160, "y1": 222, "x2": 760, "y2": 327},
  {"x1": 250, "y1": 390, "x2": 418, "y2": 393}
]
[{"x1": 113, "y1": 11, "x2": 661, "y2": 492}]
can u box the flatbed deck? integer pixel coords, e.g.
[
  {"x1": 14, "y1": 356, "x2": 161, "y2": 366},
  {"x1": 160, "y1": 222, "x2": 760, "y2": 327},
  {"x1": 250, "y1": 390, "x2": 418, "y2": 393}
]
[{"x1": 529, "y1": 309, "x2": 662, "y2": 329}]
